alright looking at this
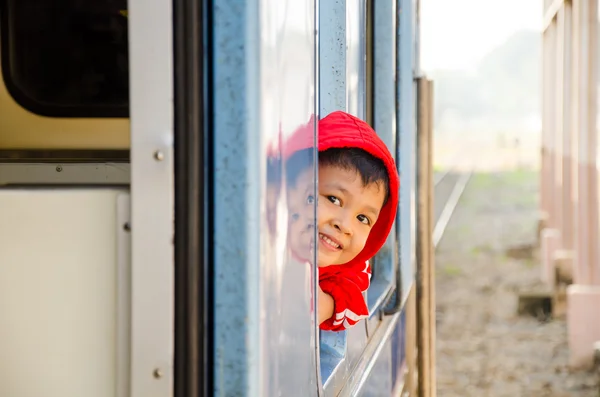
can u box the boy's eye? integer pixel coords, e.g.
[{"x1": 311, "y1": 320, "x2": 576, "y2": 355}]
[
  {"x1": 328, "y1": 196, "x2": 341, "y2": 206},
  {"x1": 357, "y1": 214, "x2": 370, "y2": 225},
  {"x1": 306, "y1": 195, "x2": 315, "y2": 204},
  {"x1": 291, "y1": 213, "x2": 300, "y2": 221}
]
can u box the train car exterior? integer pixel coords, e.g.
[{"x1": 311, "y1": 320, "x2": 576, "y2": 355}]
[{"x1": 0, "y1": 0, "x2": 430, "y2": 396}]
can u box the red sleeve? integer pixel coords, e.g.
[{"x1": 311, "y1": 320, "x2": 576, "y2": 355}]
[{"x1": 319, "y1": 260, "x2": 371, "y2": 331}]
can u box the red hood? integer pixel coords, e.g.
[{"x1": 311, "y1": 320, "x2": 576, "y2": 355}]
[
  {"x1": 283, "y1": 111, "x2": 400, "y2": 272},
  {"x1": 281, "y1": 115, "x2": 316, "y2": 161}
]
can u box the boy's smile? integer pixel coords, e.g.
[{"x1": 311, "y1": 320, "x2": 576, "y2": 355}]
[
  {"x1": 318, "y1": 232, "x2": 342, "y2": 251},
  {"x1": 317, "y1": 164, "x2": 387, "y2": 267}
]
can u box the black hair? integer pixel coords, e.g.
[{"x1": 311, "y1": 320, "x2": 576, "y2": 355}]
[
  {"x1": 267, "y1": 154, "x2": 282, "y2": 185},
  {"x1": 285, "y1": 148, "x2": 314, "y2": 188},
  {"x1": 318, "y1": 147, "x2": 390, "y2": 206}
]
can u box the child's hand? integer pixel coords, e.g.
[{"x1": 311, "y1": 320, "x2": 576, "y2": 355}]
[{"x1": 318, "y1": 285, "x2": 334, "y2": 324}]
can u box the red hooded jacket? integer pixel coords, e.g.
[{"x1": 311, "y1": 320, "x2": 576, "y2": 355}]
[{"x1": 282, "y1": 111, "x2": 400, "y2": 331}]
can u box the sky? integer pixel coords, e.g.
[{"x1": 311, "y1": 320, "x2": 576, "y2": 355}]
[{"x1": 420, "y1": 0, "x2": 543, "y2": 72}]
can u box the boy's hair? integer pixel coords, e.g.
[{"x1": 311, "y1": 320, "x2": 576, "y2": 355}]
[
  {"x1": 284, "y1": 147, "x2": 391, "y2": 207},
  {"x1": 319, "y1": 148, "x2": 390, "y2": 206},
  {"x1": 285, "y1": 148, "x2": 314, "y2": 189}
]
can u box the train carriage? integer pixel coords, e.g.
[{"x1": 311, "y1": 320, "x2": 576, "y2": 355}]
[{"x1": 0, "y1": 0, "x2": 435, "y2": 395}]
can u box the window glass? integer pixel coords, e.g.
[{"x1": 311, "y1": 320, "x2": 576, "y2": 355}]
[{"x1": 1, "y1": 0, "x2": 129, "y2": 117}]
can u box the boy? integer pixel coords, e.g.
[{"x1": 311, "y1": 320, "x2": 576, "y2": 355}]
[{"x1": 285, "y1": 110, "x2": 400, "y2": 332}]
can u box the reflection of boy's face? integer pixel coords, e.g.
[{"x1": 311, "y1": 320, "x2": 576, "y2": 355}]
[
  {"x1": 317, "y1": 165, "x2": 386, "y2": 267},
  {"x1": 287, "y1": 166, "x2": 316, "y2": 261}
]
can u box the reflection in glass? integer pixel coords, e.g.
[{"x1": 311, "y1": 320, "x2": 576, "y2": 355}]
[
  {"x1": 286, "y1": 148, "x2": 316, "y2": 264},
  {"x1": 262, "y1": 117, "x2": 318, "y2": 395}
]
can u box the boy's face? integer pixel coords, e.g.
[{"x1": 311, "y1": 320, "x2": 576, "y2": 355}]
[{"x1": 317, "y1": 165, "x2": 386, "y2": 267}]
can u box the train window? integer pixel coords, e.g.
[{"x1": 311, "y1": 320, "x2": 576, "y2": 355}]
[
  {"x1": 319, "y1": 331, "x2": 347, "y2": 381},
  {"x1": 363, "y1": 0, "x2": 396, "y2": 316},
  {"x1": 318, "y1": 0, "x2": 380, "y2": 389},
  {"x1": 0, "y1": 0, "x2": 129, "y2": 117}
]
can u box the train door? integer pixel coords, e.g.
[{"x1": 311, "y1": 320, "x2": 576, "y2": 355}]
[
  {"x1": 0, "y1": 1, "x2": 131, "y2": 396},
  {"x1": 0, "y1": 0, "x2": 209, "y2": 396}
]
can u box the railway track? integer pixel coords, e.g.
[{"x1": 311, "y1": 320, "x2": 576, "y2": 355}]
[{"x1": 432, "y1": 169, "x2": 472, "y2": 248}]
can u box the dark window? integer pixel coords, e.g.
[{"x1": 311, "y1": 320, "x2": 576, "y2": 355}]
[{"x1": 1, "y1": 0, "x2": 129, "y2": 117}]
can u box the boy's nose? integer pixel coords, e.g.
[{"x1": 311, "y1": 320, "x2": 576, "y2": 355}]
[{"x1": 332, "y1": 218, "x2": 352, "y2": 235}]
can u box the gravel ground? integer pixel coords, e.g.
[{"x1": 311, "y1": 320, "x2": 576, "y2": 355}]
[{"x1": 435, "y1": 170, "x2": 599, "y2": 397}]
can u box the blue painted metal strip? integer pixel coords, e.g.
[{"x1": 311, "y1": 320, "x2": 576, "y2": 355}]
[{"x1": 211, "y1": 1, "x2": 261, "y2": 395}]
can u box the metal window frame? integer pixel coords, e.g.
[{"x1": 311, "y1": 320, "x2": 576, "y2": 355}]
[
  {"x1": 318, "y1": 0, "x2": 351, "y2": 391},
  {"x1": 366, "y1": 0, "x2": 398, "y2": 317},
  {"x1": 210, "y1": 0, "x2": 263, "y2": 395}
]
